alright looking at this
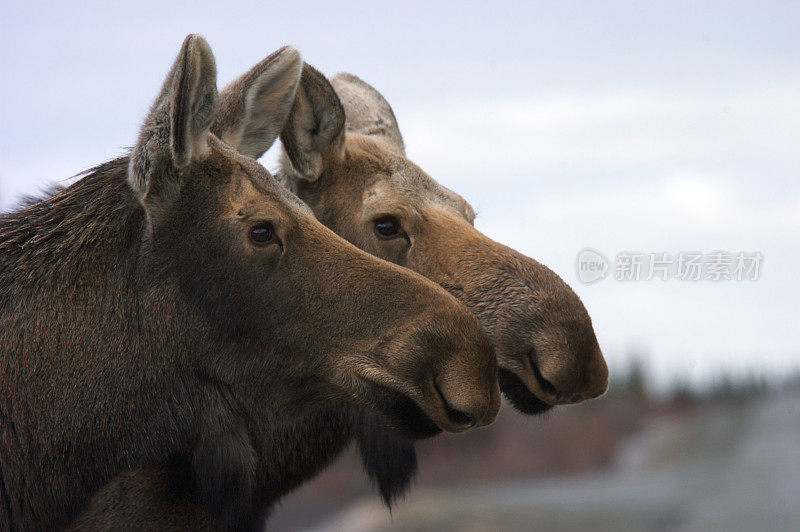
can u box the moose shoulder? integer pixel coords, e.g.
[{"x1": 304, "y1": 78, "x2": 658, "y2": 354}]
[{"x1": 0, "y1": 36, "x2": 499, "y2": 530}]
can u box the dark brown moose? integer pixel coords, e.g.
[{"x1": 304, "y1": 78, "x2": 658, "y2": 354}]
[{"x1": 0, "y1": 36, "x2": 500, "y2": 531}]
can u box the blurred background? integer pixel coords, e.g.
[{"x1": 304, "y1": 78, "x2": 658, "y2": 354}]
[{"x1": 2, "y1": 1, "x2": 798, "y2": 530}]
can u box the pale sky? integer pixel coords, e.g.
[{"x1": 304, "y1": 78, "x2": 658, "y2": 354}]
[{"x1": 2, "y1": 1, "x2": 798, "y2": 389}]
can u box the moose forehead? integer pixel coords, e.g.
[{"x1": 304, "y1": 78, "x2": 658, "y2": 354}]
[
  {"x1": 354, "y1": 140, "x2": 475, "y2": 224},
  {"x1": 211, "y1": 136, "x2": 311, "y2": 217}
]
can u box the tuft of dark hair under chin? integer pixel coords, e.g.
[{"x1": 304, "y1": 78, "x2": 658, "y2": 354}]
[
  {"x1": 497, "y1": 367, "x2": 554, "y2": 415},
  {"x1": 370, "y1": 384, "x2": 443, "y2": 441},
  {"x1": 354, "y1": 411, "x2": 418, "y2": 509},
  {"x1": 351, "y1": 385, "x2": 447, "y2": 508}
]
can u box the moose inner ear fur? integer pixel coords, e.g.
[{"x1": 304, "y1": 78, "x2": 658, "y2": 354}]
[
  {"x1": 280, "y1": 63, "x2": 346, "y2": 182},
  {"x1": 128, "y1": 34, "x2": 218, "y2": 206},
  {"x1": 212, "y1": 46, "x2": 303, "y2": 160}
]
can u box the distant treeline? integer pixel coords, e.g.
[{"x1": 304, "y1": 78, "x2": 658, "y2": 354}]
[{"x1": 609, "y1": 356, "x2": 800, "y2": 404}]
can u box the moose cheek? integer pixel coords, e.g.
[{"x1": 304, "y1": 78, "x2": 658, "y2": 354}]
[
  {"x1": 253, "y1": 245, "x2": 282, "y2": 276},
  {"x1": 376, "y1": 239, "x2": 410, "y2": 266}
]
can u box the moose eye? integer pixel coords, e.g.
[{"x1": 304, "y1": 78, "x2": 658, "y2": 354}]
[
  {"x1": 249, "y1": 222, "x2": 277, "y2": 245},
  {"x1": 374, "y1": 216, "x2": 405, "y2": 240}
]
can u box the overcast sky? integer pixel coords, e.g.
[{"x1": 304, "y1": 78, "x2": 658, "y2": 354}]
[{"x1": 2, "y1": 1, "x2": 798, "y2": 389}]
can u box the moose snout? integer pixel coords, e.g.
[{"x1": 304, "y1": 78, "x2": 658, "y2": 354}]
[
  {"x1": 527, "y1": 341, "x2": 609, "y2": 405},
  {"x1": 433, "y1": 369, "x2": 501, "y2": 432},
  {"x1": 363, "y1": 286, "x2": 501, "y2": 436},
  {"x1": 397, "y1": 300, "x2": 501, "y2": 433}
]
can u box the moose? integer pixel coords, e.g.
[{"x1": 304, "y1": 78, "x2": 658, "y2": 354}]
[
  {"x1": 70, "y1": 58, "x2": 608, "y2": 528},
  {"x1": 0, "y1": 36, "x2": 502, "y2": 531},
  {"x1": 282, "y1": 66, "x2": 609, "y2": 413}
]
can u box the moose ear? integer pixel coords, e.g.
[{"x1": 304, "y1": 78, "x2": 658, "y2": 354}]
[
  {"x1": 330, "y1": 72, "x2": 405, "y2": 156},
  {"x1": 280, "y1": 63, "x2": 346, "y2": 182},
  {"x1": 128, "y1": 34, "x2": 218, "y2": 203},
  {"x1": 212, "y1": 46, "x2": 303, "y2": 160}
]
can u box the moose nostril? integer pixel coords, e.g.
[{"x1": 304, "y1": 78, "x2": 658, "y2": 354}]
[
  {"x1": 529, "y1": 351, "x2": 558, "y2": 399},
  {"x1": 434, "y1": 380, "x2": 477, "y2": 428},
  {"x1": 445, "y1": 405, "x2": 476, "y2": 428},
  {"x1": 569, "y1": 394, "x2": 584, "y2": 404}
]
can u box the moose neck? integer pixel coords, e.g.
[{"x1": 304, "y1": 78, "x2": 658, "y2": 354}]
[{"x1": 0, "y1": 159, "x2": 217, "y2": 529}]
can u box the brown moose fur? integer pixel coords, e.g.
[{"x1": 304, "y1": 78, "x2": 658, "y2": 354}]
[
  {"x1": 0, "y1": 37, "x2": 500, "y2": 531},
  {"x1": 70, "y1": 61, "x2": 611, "y2": 530}
]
